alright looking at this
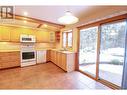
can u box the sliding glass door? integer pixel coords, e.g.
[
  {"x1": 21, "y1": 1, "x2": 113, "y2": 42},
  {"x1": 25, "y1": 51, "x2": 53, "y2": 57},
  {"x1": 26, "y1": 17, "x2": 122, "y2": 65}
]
[
  {"x1": 79, "y1": 20, "x2": 127, "y2": 88},
  {"x1": 99, "y1": 21, "x2": 126, "y2": 86},
  {"x1": 79, "y1": 26, "x2": 98, "y2": 77}
]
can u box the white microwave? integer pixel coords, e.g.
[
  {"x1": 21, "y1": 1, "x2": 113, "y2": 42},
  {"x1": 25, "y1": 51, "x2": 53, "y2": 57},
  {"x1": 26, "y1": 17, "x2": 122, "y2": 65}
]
[{"x1": 20, "y1": 35, "x2": 36, "y2": 43}]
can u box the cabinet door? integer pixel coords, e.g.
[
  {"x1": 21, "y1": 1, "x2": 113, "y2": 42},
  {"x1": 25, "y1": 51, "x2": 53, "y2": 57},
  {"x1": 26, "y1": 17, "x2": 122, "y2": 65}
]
[
  {"x1": 53, "y1": 51, "x2": 56, "y2": 64},
  {"x1": 50, "y1": 51, "x2": 53, "y2": 62},
  {"x1": 51, "y1": 51, "x2": 56, "y2": 64},
  {"x1": 56, "y1": 52, "x2": 61, "y2": 67},
  {"x1": 46, "y1": 50, "x2": 51, "y2": 62},
  {"x1": 50, "y1": 51, "x2": 56, "y2": 64},
  {"x1": 0, "y1": 26, "x2": 11, "y2": 41},
  {"x1": 10, "y1": 27, "x2": 21, "y2": 42},
  {"x1": 0, "y1": 52, "x2": 20, "y2": 69},
  {"x1": 20, "y1": 28, "x2": 34, "y2": 35},
  {"x1": 36, "y1": 30, "x2": 50, "y2": 43},
  {"x1": 49, "y1": 32, "x2": 55, "y2": 42},
  {"x1": 37, "y1": 50, "x2": 46, "y2": 64},
  {"x1": 61, "y1": 53, "x2": 67, "y2": 71}
]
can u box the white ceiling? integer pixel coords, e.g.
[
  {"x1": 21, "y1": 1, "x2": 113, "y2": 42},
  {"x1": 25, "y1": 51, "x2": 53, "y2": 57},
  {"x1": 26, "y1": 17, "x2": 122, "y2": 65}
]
[
  {"x1": 1, "y1": 6, "x2": 126, "y2": 30},
  {"x1": 15, "y1": 6, "x2": 93, "y2": 24},
  {"x1": 13, "y1": 6, "x2": 127, "y2": 27}
]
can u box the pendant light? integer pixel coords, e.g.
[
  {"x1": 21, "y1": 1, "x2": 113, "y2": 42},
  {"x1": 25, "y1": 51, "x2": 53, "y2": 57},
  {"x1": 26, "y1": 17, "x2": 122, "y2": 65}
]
[{"x1": 58, "y1": 11, "x2": 79, "y2": 25}]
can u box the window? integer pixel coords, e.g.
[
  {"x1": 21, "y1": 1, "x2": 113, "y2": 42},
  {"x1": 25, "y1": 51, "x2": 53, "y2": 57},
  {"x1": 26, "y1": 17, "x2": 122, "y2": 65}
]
[
  {"x1": 63, "y1": 32, "x2": 66, "y2": 47},
  {"x1": 62, "y1": 30, "x2": 73, "y2": 48},
  {"x1": 68, "y1": 32, "x2": 72, "y2": 47}
]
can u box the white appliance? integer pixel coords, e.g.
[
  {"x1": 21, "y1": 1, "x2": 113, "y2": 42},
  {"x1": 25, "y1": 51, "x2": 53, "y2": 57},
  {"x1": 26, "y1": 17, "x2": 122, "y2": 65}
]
[
  {"x1": 21, "y1": 44, "x2": 36, "y2": 67},
  {"x1": 37, "y1": 50, "x2": 47, "y2": 64},
  {"x1": 20, "y1": 34, "x2": 36, "y2": 43}
]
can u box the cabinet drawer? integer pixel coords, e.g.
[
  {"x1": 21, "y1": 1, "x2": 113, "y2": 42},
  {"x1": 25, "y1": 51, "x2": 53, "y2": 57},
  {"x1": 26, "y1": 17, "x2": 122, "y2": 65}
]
[
  {"x1": 0, "y1": 52, "x2": 20, "y2": 69},
  {"x1": 1, "y1": 61, "x2": 20, "y2": 69}
]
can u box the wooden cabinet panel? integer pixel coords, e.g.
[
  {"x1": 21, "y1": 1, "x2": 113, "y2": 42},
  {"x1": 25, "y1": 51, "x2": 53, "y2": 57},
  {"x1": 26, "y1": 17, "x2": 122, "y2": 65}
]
[
  {"x1": 50, "y1": 50, "x2": 56, "y2": 64},
  {"x1": 46, "y1": 50, "x2": 51, "y2": 62},
  {"x1": 0, "y1": 26, "x2": 11, "y2": 41},
  {"x1": 61, "y1": 53, "x2": 67, "y2": 71},
  {"x1": 20, "y1": 28, "x2": 34, "y2": 35},
  {"x1": 49, "y1": 32, "x2": 55, "y2": 42},
  {"x1": 36, "y1": 30, "x2": 50, "y2": 43},
  {"x1": 56, "y1": 52, "x2": 60, "y2": 66},
  {"x1": 0, "y1": 51, "x2": 20, "y2": 69},
  {"x1": 10, "y1": 27, "x2": 21, "y2": 42}
]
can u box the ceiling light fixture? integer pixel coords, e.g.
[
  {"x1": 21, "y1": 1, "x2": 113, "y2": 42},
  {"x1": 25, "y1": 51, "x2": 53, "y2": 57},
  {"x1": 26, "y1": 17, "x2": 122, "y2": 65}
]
[
  {"x1": 58, "y1": 11, "x2": 79, "y2": 25},
  {"x1": 43, "y1": 24, "x2": 48, "y2": 27},
  {"x1": 23, "y1": 17, "x2": 27, "y2": 20},
  {"x1": 23, "y1": 20, "x2": 27, "y2": 23},
  {"x1": 23, "y1": 12, "x2": 28, "y2": 16}
]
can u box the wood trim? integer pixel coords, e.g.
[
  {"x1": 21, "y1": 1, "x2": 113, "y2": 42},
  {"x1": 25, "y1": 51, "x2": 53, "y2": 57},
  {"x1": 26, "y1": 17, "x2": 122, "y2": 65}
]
[
  {"x1": 75, "y1": 28, "x2": 80, "y2": 71},
  {"x1": 0, "y1": 66, "x2": 20, "y2": 71},
  {"x1": 66, "y1": 32, "x2": 68, "y2": 48},
  {"x1": 98, "y1": 79, "x2": 121, "y2": 90},
  {"x1": 37, "y1": 24, "x2": 42, "y2": 28},
  {"x1": 0, "y1": 12, "x2": 65, "y2": 29},
  {"x1": 95, "y1": 26, "x2": 101, "y2": 80},
  {"x1": 79, "y1": 70, "x2": 96, "y2": 80},
  {"x1": 78, "y1": 13, "x2": 127, "y2": 30}
]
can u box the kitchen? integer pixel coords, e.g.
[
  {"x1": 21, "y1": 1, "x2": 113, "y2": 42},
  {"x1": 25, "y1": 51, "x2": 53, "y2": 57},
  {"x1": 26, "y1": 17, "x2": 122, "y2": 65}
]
[{"x1": 0, "y1": 6, "x2": 127, "y2": 89}]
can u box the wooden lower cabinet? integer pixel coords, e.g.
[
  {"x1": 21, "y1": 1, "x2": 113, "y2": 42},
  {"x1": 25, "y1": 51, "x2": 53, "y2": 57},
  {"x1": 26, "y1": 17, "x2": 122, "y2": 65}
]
[
  {"x1": 61, "y1": 53, "x2": 67, "y2": 71},
  {"x1": 46, "y1": 50, "x2": 51, "y2": 62},
  {"x1": 0, "y1": 51, "x2": 20, "y2": 69},
  {"x1": 50, "y1": 50, "x2": 56, "y2": 64},
  {"x1": 56, "y1": 52, "x2": 61, "y2": 67},
  {"x1": 50, "y1": 50, "x2": 75, "y2": 72}
]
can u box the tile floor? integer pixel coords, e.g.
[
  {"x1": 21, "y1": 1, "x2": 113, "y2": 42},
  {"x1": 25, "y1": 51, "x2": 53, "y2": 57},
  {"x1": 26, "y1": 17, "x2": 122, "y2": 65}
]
[{"x1": 0, "y1": 62, "x2": 111, "y2": 89}]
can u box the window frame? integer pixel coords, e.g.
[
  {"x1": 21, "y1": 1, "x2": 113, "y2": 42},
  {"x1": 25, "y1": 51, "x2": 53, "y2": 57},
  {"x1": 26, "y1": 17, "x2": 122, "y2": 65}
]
[{"x1": 62, "y1": 30, "x2": 73, "y2": 48}]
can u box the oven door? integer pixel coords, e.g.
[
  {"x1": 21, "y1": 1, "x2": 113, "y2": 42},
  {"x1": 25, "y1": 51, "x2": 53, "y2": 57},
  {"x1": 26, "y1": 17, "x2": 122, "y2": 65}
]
[{"x1": 21, "y1": 51, "x2": 36, "y2": 62}]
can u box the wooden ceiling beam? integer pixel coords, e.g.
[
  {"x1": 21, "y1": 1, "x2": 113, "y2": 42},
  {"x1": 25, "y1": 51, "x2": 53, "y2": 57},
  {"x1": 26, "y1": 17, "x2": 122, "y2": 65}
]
[
  {"x1": 37, "y1": 24, "x2": 42, "y2": 28},
  {"x1": 14, "y1": 14, "x2": 65, "y2": 29}
]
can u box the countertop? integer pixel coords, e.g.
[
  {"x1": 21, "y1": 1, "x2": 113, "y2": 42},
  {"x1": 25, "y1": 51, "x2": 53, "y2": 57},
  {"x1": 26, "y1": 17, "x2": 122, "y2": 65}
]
[
  {"x1": 0, "y1": 50, "x2": 20, "y2": 52},
  {"x1": 0, "y1": 49, "x2": 49, "y2": 52},
  {"x1": 0, "y1": 49, "x2": 75, "y2": 54},
  {"x1": 51, "y1": 49, "x2": 75, "y2": 54}
]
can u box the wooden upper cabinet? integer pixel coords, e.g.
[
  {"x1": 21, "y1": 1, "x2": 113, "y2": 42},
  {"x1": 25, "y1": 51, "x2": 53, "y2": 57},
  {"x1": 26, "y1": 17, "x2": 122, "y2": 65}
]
[
  {"x1": 10, "y1": 27, "x2": 35, "y2": 42},
  {"x1": 49, "y1": 32, "x2": 55, "y2": 42},
  {"x1": 0, "y1": 26, "x2": 11, "y2": 42},
  {"x1": 0, "y1": 25, "x2": 55, "y2": 43},
  {"x1": 21, "y1": 28, "x2": 34, "y2": 35},
  {"x1": 10, "y1": 27, "x2": 21, "y2": 42},
  {"x1": 36, "y1": 30, "x2": 50, "y2": 43}
]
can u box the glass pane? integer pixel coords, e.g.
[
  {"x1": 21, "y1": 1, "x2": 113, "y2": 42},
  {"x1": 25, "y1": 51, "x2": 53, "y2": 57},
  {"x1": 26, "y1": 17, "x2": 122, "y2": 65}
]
[
  {"x1": 63, "y1": 32, "x2": 66, "y2": 47},
  {"x1": 79, "y1": 26, "x2": 98, "y2": 76},
  {"x1": 68, "y1": 32, "x2": 72, "y2": 47},
  {"x1": 99, "y1": 21, "x2": 126, "y2": 86}
]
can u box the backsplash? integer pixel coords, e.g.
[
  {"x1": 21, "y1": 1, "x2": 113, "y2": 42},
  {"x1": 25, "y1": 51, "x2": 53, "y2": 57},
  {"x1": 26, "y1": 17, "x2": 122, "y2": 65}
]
[
  {"x1": 0, "y1": 42, "x2": 20, "y2": 50},
  {"x1": 0, "y1": 42, "x2": 56, "y2": 51}
]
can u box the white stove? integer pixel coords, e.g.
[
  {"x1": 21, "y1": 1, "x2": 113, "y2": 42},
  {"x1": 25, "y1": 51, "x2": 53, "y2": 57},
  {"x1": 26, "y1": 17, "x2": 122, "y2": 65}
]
[{"x1": 20, "y1": 43, "x2": 36, "y2": 67}]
